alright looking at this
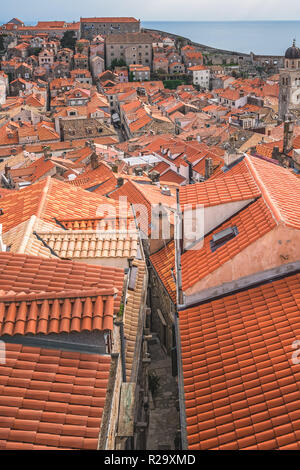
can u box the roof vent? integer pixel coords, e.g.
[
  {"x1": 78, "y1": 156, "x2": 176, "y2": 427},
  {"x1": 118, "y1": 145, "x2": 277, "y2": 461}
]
[
  {"x1": 210, "y1": 226, "x2": 238, "y2": 252},
  {"x1": 161, "y1": 185, "x2": 171, "y2": 196}
]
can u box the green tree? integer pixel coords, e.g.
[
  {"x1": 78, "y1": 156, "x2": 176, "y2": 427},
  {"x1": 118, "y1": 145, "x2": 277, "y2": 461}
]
[
  {"x1": 163, "y1": 79, "x2": 183, "y2": 90},
  {"x1": 28, "y1": 47, "x2": 42, "y2": 56},
  {"x1": 110, "y1": 58, "x2": 127, "y2": 70},
  {"x1": 60, "y1": 31, "x2": 76, "y2": 51},
  {"x1": 0, "y1": 35, "x2": 6, "y2": 51}
]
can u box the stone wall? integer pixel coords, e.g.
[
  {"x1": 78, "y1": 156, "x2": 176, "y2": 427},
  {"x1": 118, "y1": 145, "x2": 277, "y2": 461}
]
[{"x1": 148, "y1": 265, "x2": 176, "y2": 355}]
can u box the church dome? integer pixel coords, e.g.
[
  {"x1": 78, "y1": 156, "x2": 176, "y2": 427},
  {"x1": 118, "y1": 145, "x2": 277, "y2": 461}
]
[{"x1": 285, "y1": 39, "x2": 300, "y2": 59}]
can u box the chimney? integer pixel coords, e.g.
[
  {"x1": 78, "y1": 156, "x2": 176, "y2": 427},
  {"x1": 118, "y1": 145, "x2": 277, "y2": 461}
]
[
  {"x1": 283, "y1": 118, "x2": 294, "y2": 155},
  {"x1": 150, "y1": 170, "x2": 160, "y2": 183},
  {"x1": 161, "y1": 185, "x2": 171, "y2": 196},
  {"x1": 90, "y1": 151, "x2": 99, "y2": 170},
  {"x1": 117, "y1": 177, "x2": 124, "y2": 187},
  {"x1": 205, "y1": 157, "x2": 213, "y2": 179},
  {"x1": 43, "y1": 146, "x2": 51, "y2": 161},
  {"x1": 4, "y1": 164, "x2": 10, "y2": 177},
  {"x1": 134, "y1": 167, "x2": 143, "y2": 176},
  {"x1": 196, "y1": 134, "x2": 201, "y2": 142},
  {"x1": 272, "y1": 146, "x2": 281, "y2": 162}
]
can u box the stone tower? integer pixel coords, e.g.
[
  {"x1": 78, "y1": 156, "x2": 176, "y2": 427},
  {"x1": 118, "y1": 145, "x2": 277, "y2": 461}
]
[{"x1": 279, "y1": 39, "x2": 300, "y2": 121}]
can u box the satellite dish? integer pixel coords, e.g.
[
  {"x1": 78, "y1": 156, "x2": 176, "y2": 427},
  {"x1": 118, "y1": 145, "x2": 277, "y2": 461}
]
[{"x1": 68, "y1": 174, "x2": 76, "y2": 181}]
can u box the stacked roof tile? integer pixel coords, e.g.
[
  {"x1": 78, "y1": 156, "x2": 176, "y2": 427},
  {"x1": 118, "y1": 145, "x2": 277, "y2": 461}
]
[
  {"x1": 0, "y1": 252, "x2": 124, "y2": 315},
  {"x1": 181, "y1": 198, "x2": 276, "y2": 291},
  {"x1": 37, "y1": 230, "x2": 139, "y2": 259},
  {"x1": 0, "y1": 177, "x2": 118, "y2": 233},
  {"x1": 179, "y1": 170, "x2": 260, "y2": 210},
  {"x1": 150, "y1": 241, "x2": 176, "y2": 302},
  {"x1": 0, "y1": 288, "x2": 116, "y2": 336},
  {"x1": 0, "y1": 343, "x2": 110, "y2": 449},
  {"x1": 179, "y1": 271, "x2": 300, "y2": 450},
  {"x1": 244, "y1": 156, "x2": 300, "y2": 230}
]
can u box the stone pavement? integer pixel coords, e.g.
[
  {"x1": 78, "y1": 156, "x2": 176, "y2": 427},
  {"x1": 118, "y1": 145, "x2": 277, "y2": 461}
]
[{"x1": 146, "y1": 334, "x2": 180, "y2": 450}]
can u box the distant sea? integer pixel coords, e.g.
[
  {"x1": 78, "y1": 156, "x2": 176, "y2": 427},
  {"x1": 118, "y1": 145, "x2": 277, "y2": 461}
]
[{"x1": 142, "y1": 21, "x2": 300, "y2": 56}]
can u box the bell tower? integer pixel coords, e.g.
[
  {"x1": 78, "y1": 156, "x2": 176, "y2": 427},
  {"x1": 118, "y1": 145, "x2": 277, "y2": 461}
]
[{"x1": 279, "y1": 39, "x2": 300, "y2": 121}]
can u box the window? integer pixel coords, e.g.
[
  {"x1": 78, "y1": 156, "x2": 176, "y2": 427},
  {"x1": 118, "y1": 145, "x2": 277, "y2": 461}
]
[{"x1": 210, "y1": 226, "x2": 239, "y2": 252}]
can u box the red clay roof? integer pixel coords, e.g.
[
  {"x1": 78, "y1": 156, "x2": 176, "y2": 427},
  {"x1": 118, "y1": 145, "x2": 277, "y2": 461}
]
[
  {"x1": 0, "y1": 287, "x2": 116, "y2": 336},
  {"x1": 244, "y1": 155, "x2": 300, "y2": 230},
  {"x1": 68, "y1": 162, "x2": 114, "y2": 189},
  {"x1": 57, "y1": 215, "x2": 135, "y2": 231},
  {"x1": 180, "y1": 198, "x2": 276, "y2": 291},
  {"x1": 179, "y1": 169, "x2": 260, "y2": 210},
  {"x1": 150, "y1": 241, "x2": 176, "y2": 302},
  {"x1": 149, "y1": 161, "x2": 170, "y2": 175},
  {"x1": 160, "y1": 169, "x2": 186, "y2": 185},
  {"x1": 0, "y1": 177, "x2": 118, "y2": 233},
  {"x1": 0, "y1": 252, "x2": 124, "y2": 316},
  {"x1": 81, "y1": 17, "x2": 139, "y2": 23},
  {"x1": 0, "y1": 343, "x2": 110, "y2": 449},
  {"x1": 179, "y1": 271, "x2": 300, "y2": 450}
]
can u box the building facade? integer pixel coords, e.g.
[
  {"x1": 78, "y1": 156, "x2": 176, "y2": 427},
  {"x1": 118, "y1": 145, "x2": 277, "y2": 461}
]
[
  {"x1": 80, "y1": 17, "x2": 140, "y2": 40},
  {"x1": 106, "y1": 33, "x2": 153, "y2": 69},
  {"x1": 279, "y1": 40, "x2": 300, "y2": 120}
]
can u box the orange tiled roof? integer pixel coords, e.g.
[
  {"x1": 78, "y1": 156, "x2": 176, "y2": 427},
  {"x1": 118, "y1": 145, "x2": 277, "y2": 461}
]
[
  {"x1": 160, "y1": 169, "x2": 186, "y2": 185},
  {"x1": 149, "y1": 161, "x2": 170, "y2": 175},
  {"x1": 244, "y1": 155, "x2": 300, "y2": 230},
  {"x1": 92, "y1": 175, "x2": 117, "y2": 196},
  {"x1": 0, "y1": 287, "x2": 116, "y2": 336},
  {"x1": 150, "y1": 240, "x2": 176, "y2": 302},
  {"x1": 81, "y1": 17, "x2": 139, "y2": 23},
  {"x1": 181, "y1": 198, "x2": 276, "y2": 291},
  {"x1": 68, "y1": 162, "x2": 114, "y2": 189},
  {"x1": 57, "y1": 215, "x2": 135, "y2": 231},
  {"x1": 0, "y1": 343, "x2": 110, "y2": 449},
  {"x1": 0, "y1": 252, "x2": 124, "y2": 316},
  {"x1": 0, "y1": 177, "x2": 118, "y2": 233},
  {"x1": 179, "y1": 169, "x2": 260, "y2": 210},
  {"x1": 179, "y1": 271, "x2": 300, "y2": 450}
]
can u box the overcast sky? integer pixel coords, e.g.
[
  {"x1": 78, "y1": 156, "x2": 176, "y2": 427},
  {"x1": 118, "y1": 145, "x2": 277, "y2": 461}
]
[{"x1": 2, "y1": 0, "x2": 300, "y2": 22}]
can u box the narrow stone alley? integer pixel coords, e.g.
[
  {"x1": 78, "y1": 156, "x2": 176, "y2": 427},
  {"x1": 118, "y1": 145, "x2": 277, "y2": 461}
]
[{"x1": 146, "y1": 333, "x2": 180, "y2": 450}]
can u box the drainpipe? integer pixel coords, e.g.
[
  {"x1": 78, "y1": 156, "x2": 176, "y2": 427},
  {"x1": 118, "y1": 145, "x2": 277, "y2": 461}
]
[
  {"x1": 175, "y1": 189, "x2": 183, "y2": 306},
  {"x1": 173, "y1": 189, "x2": 188, "y2": 449},
  {"x1": 174, "y1": 314, "x2": 188, "y2": 450},
  {"x1": 119, "y1": 322, "x2": 127, "y2": 383},
  {"x1": 115, "y1": 266, "x2": 131, "y2": 383}
]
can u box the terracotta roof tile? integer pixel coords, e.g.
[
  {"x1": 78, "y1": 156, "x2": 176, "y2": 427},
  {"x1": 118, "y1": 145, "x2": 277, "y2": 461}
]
[
  {"x1": 0, "y1": 287, "x2": 116, "y2": 335},
  {"x1": 179, "y1": 271, "x2": 300, "y2": 450},
  {"x1": 150, "y1": 241, "x2": 176, "y2": 302},
  {"x1": 57, "y1": 216, "x2": 135, "y2": 231},
  {"x1": 160, "y1": 169, "x2": 186, "y2": 185},
  {"x1": 244, "y1": 155, "x2": 300, "y2": 230},
  {"x1": 37, "y1": 230, "x2": 139, "y2": 260},
  {"x1": 181, "y1": 198, "x2": 276, "y2": 291},
  {"x1": 0, "y1": 252, "x2": 124, "y2": 316},
  {"x1": 179, "y1": 169, "x2": 260, "y2": 210},
  {"x1": 0, "y1": 177, "x2": 118, "y2": 233},
  {"x1": 123, "y1": 260, "x2": 147, "y2": 380},
  {"x1": 0, "y1": 343, "x2": 110, "y2": 449}
]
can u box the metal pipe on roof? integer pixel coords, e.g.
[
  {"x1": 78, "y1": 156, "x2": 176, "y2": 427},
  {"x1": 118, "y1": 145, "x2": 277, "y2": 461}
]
[
  {"x1": 173, "y1": 188, "x2": 188, "y2": 449},
  {"x1": 175, "y1": 188, "x2": 183, "y2": 306},
  {"x1": 174, "y1": 314, "x2": 188, "y2": 450}
]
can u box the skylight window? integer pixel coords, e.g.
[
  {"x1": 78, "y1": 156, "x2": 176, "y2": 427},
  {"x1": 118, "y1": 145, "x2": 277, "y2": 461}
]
[{"x1": 210, "y1": 226, "x2": 239, "y2": 252}]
